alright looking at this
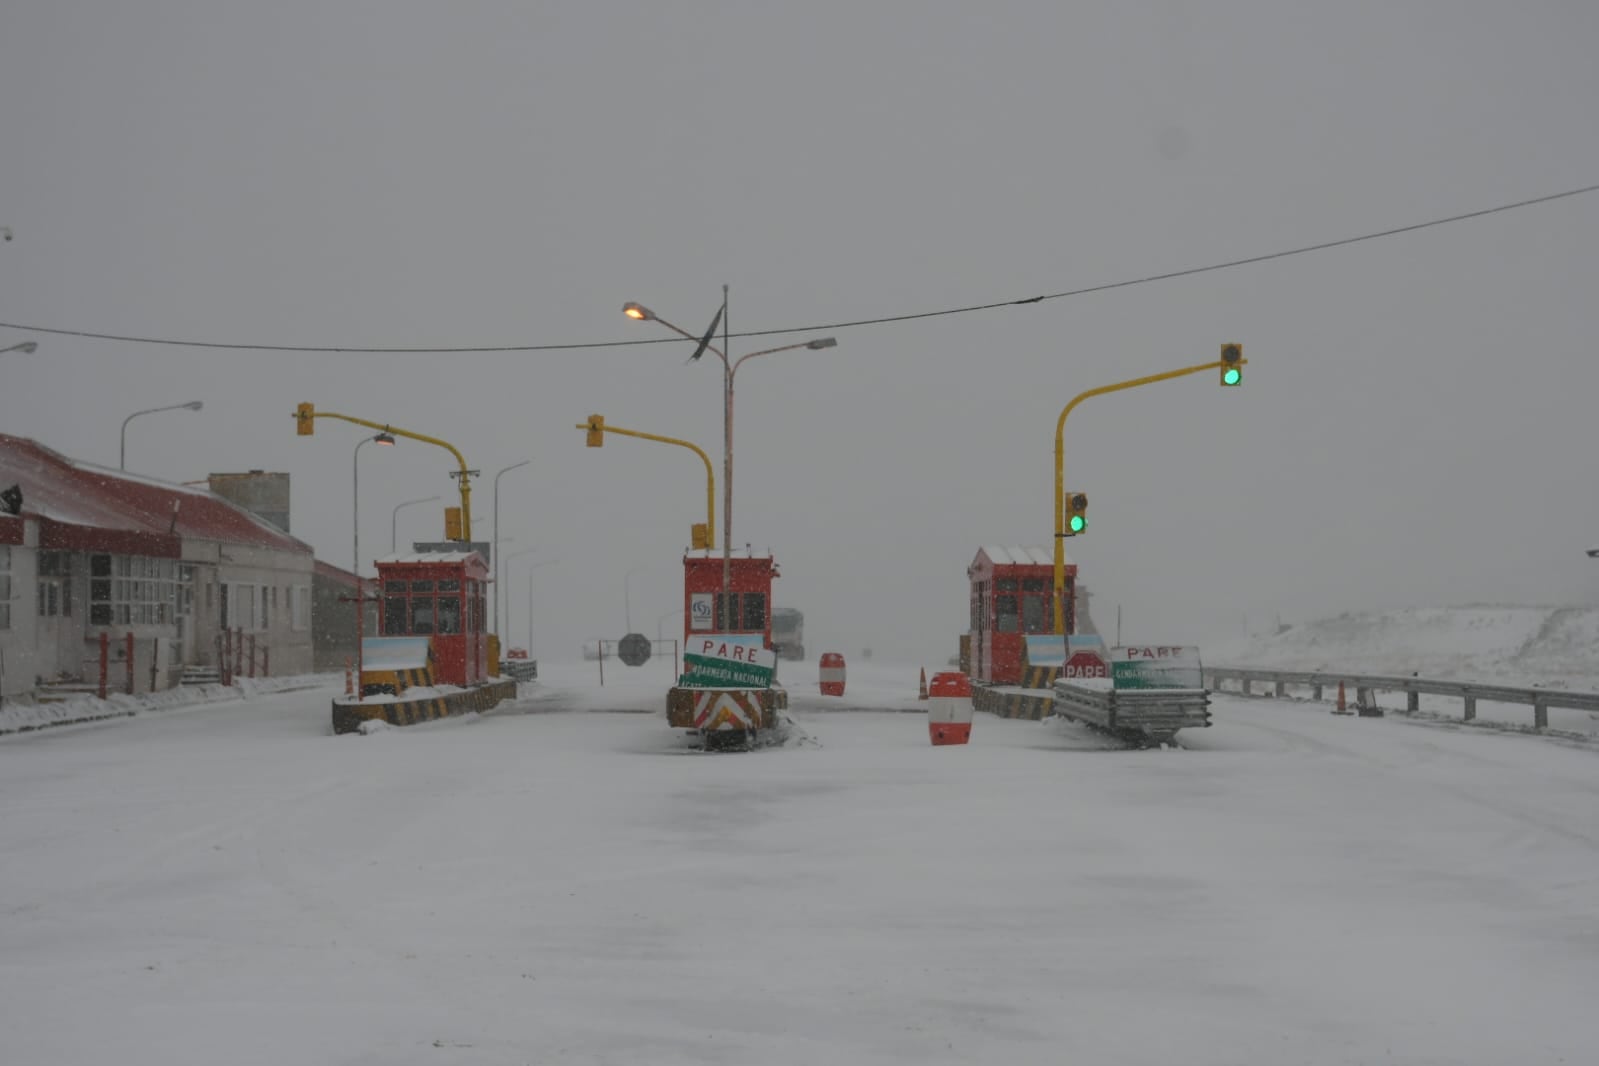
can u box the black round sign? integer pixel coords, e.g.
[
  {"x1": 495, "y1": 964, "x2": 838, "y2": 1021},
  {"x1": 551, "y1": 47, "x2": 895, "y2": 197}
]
[{"x1": 618, "y1": 632, "x2": 651, "y2": 667}]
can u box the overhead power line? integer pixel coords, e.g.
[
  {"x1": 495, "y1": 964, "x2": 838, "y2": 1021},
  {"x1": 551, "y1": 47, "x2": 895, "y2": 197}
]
[{"x1": 2, "y1": 181, "x2": 1595, "y2": 354}]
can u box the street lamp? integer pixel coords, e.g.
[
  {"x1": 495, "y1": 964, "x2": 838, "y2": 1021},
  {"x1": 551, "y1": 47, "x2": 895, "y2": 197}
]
[
  {"x1": 492, "y1": 459, "x2": 531, "y2": 639},
  {"x1": 351, "y1": 432, "x2": 395, "y2": 703},
  {"x1": 623, "y1": 290, "x2": 837, "y2": 620},
  {"x1": 656, "y1": 607, "x2": 683, "y2": 643},
  {"x1": 391, "y1": 495, "x2": 441, "y2": 553},
  {"x1": 503, "y1": 546, "x2": 540, "y2": 647},
  {"x1": 0, "y1": 341, "x2": 38, "y2": 356},
  {"x1": 518, "y1": 559, "x2": 562, "y2": 658},
  {"x1": 120, "y1": 400, "x2": 203, "y2": 471}
]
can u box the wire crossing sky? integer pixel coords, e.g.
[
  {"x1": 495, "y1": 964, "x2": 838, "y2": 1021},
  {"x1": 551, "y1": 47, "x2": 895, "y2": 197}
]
[{"x1": 3, "y1": 180, "x2": 1594, "y2": 354}]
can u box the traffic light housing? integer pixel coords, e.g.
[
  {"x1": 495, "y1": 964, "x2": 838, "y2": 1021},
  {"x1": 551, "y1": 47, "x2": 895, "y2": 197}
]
[
  {"x1": 295, "y1": 402, "x2": 315, "y2": 435},
  {"x1": 1220, "y1": 343, "x2": 1243, "y2": 386},
  {"x1": 691, "y1": 523, "x2": 710, "y2": 550},
  {"x1": 444, "y1": 506, "x2": 463, "y2": 541},
  {"x1": 584, "y1": 414, "x2": 605, "y2": 447},
  {"x1": 1065, "y1": 492, "x2": 1088, "y2": 536}
]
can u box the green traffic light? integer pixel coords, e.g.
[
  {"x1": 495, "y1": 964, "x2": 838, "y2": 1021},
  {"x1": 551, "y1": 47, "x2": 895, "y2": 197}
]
[
  {"x1": 1069, "y1": 514, "x2": 1085, "y2": 533},
  {"x1": 1222, "y1": 367, "x2": 1242, "y2": 386}
]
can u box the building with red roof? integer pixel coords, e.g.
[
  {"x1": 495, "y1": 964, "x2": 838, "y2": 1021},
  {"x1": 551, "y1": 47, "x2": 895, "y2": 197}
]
[{"x1": 1, "y1": 434, "x2": 316, "y2": 699}]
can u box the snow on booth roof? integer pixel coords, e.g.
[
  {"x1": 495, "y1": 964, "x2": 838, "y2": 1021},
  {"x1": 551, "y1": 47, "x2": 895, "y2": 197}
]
[
  {"x1": 372, "y1": 550, "x2": 483, "y2": 566},
  {"x1": 975, "y1": 545, "x2": 1068, "y2": 568},
  {"x1": 682, "y1": 547, "x2": 774, "y2": 560}
]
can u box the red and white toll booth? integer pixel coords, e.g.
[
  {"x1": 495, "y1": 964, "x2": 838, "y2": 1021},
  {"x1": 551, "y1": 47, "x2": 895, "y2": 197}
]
[
  {"x1": 374, "y1": 550, "x2": 490, "y2": 687},
  {"x1": 966, "y1": 545, "x2": 1076, "y2": 685},
  {"x1": 682, "y1": 548, "x2": 778, "y2": 651}
]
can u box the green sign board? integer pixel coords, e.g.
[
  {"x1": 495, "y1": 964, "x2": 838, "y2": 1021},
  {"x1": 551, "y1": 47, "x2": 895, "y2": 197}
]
[
  {"x1": 1109, "y1": 646, "x2": 1203, "y2": 690},
  {"x1": 680, "y1": 635, "x2": 777, "y2": 689}
]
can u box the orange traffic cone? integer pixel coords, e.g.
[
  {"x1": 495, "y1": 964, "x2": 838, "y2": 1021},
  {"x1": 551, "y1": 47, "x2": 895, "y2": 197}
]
[
  {"x1": 918, "y1": 668, "x2": 929, "y2": 700},
  {"x1": 1333, "y1": 680, "x2": 1353, "y2": 715}
]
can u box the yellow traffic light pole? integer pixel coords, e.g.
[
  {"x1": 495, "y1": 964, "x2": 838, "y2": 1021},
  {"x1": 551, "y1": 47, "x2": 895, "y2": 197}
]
[
  {"x1": 578, "y1": 415, "x2": 717, "y2": 550},
  {"x1": 296, "y1": 404, "x2": 477, "y2": 540},
  {"x1": 1052, "y1": 354, "x2": 1247, "y2": 633}
]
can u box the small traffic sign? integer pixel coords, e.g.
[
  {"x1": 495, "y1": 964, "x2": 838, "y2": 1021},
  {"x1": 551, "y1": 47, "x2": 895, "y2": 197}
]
[
  {"x1": 618, "y1": 632, "x2": 651, "y2": 667},
  {"x1": 1063, "y1": 651, "x2": 1108, "y2": 679}
]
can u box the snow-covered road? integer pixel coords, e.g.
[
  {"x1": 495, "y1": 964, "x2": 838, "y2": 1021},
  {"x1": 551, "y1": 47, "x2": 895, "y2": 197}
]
[{"x1": 2, "y1": 664, "x2": 1596, "y2": 1065}]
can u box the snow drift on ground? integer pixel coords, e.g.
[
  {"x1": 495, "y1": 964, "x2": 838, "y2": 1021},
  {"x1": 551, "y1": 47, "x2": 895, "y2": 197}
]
[{"x1": 1209, "y1": 605, "x2": 1599, "y2": 691}]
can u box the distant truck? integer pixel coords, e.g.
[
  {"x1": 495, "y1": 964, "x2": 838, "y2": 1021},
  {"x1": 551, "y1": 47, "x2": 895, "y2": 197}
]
[{"x1": 771, "y1": 608, "x2": 805, "y2": 661}]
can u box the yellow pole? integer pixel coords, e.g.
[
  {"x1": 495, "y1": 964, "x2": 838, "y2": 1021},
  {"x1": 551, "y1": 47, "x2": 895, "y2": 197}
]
[
  {"x1": 574, "y1": 420, "x2": 717, "y2": 549},
  {"x1": 1052, "y1": 357, "x2": 1247, "y2": 632},
  {"x1": 311, "y1": 411, "x2": 477, "y2": 541}
]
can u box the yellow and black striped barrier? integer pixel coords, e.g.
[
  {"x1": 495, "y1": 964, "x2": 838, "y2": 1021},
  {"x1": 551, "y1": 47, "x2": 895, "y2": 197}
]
[
  {"x1": 332, "y1": 678, "x2": 518, "y2": 735},
  {"x1": 972, "y1": 683, "x2": 1055, "y2": 721}
]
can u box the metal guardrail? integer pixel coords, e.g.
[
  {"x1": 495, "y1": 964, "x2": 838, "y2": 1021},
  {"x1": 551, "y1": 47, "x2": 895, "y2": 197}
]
[
  {"x1": 1052, "y1": 681, "x2": 1212, "y2": 740},
  {"x1": 1204, "y1": 666, "x2": 1599, "y2": 731}
]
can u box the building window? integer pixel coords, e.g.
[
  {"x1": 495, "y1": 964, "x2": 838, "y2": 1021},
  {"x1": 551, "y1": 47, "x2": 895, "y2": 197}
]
[
  {"x1": 37, "y1": 551, "x2": 73, "y2": 619},
  {"x1": 291, "y1": 586, "x2": 310, "y2": 631},
  {"x1": 90, "y1": 554, "x2": 177, "y2": 626},
  {"x1": 383, "y1": 595, "x2": 406, "y2": 635}
]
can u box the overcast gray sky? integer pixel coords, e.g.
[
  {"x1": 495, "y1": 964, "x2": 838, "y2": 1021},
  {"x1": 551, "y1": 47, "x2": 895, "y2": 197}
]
[{"x1": 3, "y1": 1, "x2": 1596, "y2": 664}]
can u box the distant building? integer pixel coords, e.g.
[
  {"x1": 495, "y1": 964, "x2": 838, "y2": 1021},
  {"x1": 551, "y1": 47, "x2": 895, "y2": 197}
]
[
  {"x1": 311, "y1": 560, "x2": 378, "y2": 673},
  {"x1": 0, "y1": 435, "x2": 318, "y2": 699}
]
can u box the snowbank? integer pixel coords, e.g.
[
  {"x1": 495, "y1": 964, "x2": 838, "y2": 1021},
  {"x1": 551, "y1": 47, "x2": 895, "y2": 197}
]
[{"x1": 0, "y1": 674, "x2": 337, "y2": 737}]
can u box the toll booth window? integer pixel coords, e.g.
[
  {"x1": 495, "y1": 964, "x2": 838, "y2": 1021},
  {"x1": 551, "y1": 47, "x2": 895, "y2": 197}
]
[
  {"x1": 411, "y1": 580, "x2": 434, "y2": 594},
  {"x1": 715, "y1": 593, "x2": 739, "y2": 630},
  {"x1": 436, "y1": 595, "x2": 462, "y2": 635},
  {"x1": 410, "y1": 596, "x2": 436, "y2": 634},
  {"x1": 995, "y1": 594, "x2": 1019, "y2": 633},
  {"x1": 438, "y1": 579, "x2": 460, "y2": 593},
  {"x1": 385, "y1": 581, "x2": 406, "y2": 595},
  {"x1": 383, "y1": 597, "x2": 406, "y2": 635},
  {"x1": 1022, "y1": 578, "x2": 1050, "y2": 634},
  {"x1": 742, "y1": 593, "x2": 766, "y2": 631}
]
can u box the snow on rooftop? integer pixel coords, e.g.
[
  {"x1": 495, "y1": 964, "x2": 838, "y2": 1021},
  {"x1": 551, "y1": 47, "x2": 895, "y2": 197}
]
[
  {"x1": 977, "y1": 545, "x2": 1063, "y2": 567},
  {"x1": 373, "y1": 550, "x2": 482, "y2": 565}
]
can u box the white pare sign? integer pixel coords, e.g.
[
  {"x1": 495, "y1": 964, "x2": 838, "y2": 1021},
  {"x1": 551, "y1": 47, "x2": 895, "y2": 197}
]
[{"x1": 1113, "y1": 646, "x2": 1200, "y2": 665}]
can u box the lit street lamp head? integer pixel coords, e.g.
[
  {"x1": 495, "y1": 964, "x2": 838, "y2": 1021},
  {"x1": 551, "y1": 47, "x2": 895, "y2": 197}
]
[
  {"x1": 375, "y1": 432, "x2": 396, "y2": 446},
  {"x1": 806, "y1": 337, "x2": 838, "y2": 350},
  {"x1": 622, "y1": 302, "x2": 656, "y2": 321}
]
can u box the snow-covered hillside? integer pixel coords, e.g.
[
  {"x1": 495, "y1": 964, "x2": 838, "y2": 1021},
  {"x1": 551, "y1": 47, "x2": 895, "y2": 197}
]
[{"x1": 1209, "y1": 606, "x2": 1599, "y2": 692}]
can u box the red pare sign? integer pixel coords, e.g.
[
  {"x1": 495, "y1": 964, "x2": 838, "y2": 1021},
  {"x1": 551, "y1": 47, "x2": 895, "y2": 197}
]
[{"x1": 1063, "y1": 651, "x2": 1108, "y2": 678}]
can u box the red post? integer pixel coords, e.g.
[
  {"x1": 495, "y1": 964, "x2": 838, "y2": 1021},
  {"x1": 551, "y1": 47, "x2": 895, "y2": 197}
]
[
  {"x1": 223, "y1": 629, "x2": 233, "y2": 686},
  {"x1": 125, "y1": 633, "x2": 135, "y2": 695},
  {"x1": 234, "y1": 627, "x2": 243, "y2": 682},
  {"x1": 262, "y1": 646, "x2": 269, "y2": 678},
  {"x1": 344, "y1": 657, "x2": 353, "y2": 696},
  {"x1": 247, "y1": 635, "x2": 257, "y2": 679},
  {"x1": 98, "y1": 632, "x2": 109, "y2": 700},
  {"x1": 598, "y1": 641, "x2": 605, "y2": 687}
]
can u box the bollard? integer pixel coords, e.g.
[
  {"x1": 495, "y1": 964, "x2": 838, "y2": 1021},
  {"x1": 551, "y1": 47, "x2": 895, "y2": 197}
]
[
  {"x1": 918, "y1": 667, "x2": 929, "y2": 700},
  {"x1": 345, "y1": 657, "x2": 354, "y2": 696},
  {"x1": 248, "y1": 635, "x2": 256, "y2": 679},
  {"x1": 819, "y1": 652, "x2": 846, "y2": 697},
  {"x1": 98, "y1": 632, "x2": 109, "y2": 700},
  {"x1": 927, "y1": 672, "x2": 974, "y2": 745},
  {"x1": 125, "y1": 633, "x2": 135, "y2": 695}
]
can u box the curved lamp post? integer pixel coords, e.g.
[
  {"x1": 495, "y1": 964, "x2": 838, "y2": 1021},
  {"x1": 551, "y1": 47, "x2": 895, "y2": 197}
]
[
  {"x1": 351, "y1": 432, "x2": 395, "y2": 702},
  {"x1": 492, "y1": 459, "x2": 531, "y2": 640},
  {"x1": 622, "y1": 295, "x2": 836, "y2": 618},
  {"x1": 0, "y1": 341, "x2": 37, "y2": 357},
  {"x1": 121, "y1": 400, "x2": 203, "y2": 471}
]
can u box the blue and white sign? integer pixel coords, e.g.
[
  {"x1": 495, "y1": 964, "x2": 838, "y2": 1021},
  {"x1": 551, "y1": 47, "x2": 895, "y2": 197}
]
[{"x1": 689, "y1": 592, "x2": 714, "y2": 631}]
